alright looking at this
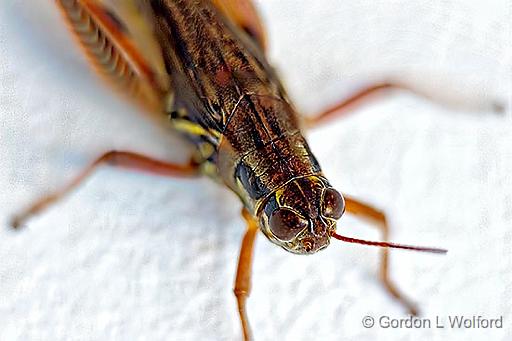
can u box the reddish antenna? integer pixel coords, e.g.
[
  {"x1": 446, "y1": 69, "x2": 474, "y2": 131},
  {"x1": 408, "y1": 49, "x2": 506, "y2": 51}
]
[{"x1": 331, "y1": 231, "x2": 447, "y2": 254}]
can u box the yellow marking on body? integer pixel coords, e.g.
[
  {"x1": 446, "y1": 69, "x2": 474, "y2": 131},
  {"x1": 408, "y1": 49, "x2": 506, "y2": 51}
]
[
  {"x1": 275, "y1": 187, "x2": 285, "y2": 207},
  {"x1": 208, "y1": 128, "x2": 222, "y2": 139},
  {"x1": 171, "y1": 119, "x2": 210, "y2": 137}
]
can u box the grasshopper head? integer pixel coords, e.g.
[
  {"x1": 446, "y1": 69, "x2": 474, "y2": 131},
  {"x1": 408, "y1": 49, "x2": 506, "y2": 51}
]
[{"x1": 257, "y1": 175, "x2": 344, "y2": 254}]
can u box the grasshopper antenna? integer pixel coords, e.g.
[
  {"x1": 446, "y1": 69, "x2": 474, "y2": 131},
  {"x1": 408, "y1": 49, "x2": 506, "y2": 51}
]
[{"x1": 331, "y1": 231, "x2": 447, "y2": 254}]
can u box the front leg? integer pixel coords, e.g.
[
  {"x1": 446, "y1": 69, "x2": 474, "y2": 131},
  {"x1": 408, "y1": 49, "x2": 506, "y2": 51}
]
[
  {"x1": 234, "y1": 208, "x2": 259, "y2": 341},
  {"x1": 343, "y1": 195, "x2": 419, "y2": 315},
  {"x1": 11, "y1": 150, "x2": 198, "y2": 229}
]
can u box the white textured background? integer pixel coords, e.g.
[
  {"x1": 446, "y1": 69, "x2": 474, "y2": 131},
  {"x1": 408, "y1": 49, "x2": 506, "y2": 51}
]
[{"x1": 1, "y1": 1, "x2": 511, "y2": 340}]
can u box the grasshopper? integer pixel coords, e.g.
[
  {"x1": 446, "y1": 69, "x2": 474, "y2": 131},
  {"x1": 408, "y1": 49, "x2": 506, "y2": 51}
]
[{"x1": 11, "y1": 1, "x2": 447, "y2": 339}]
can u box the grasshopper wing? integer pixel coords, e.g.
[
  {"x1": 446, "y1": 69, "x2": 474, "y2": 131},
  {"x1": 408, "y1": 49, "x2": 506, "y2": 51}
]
[{"x1": 56, "y1": 0, "x2": 170, "y2": 113}]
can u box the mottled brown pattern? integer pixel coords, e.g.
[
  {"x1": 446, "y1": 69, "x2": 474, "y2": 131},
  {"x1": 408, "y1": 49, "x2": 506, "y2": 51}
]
[{"x1": 149, "y1": 0, "x2": 323, "y2": 214}]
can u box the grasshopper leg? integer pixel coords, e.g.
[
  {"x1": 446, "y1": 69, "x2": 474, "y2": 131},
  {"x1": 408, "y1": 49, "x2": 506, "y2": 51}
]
[
  {"x1": 306, "y1": 81, "x2": 504, "y2": 127},
  {"x1": 11, "y1": 150, "x2": 198, "y2": 229},
  {"x1": 234, "y1": 208, "x2": 259, "y2": 341},
  {"x1": 343, "y1": 195, "x2": 419, "y2": 316},
  {"x1": 304, "y1": 83, "x2": 403, "y2": 127}
]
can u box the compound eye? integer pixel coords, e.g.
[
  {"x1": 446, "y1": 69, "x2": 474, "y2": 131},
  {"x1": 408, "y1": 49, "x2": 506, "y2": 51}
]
[
  {"x1": 321, "y1": 188, "x2": 345, "y2": 220},
  {"x1": 268, "y1": 208, "x2": 309, "y2": 241}
]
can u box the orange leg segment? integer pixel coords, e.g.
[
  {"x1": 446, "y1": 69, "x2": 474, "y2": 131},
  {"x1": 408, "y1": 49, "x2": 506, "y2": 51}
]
[
  {"x1": 305, "y1": 83, "x2": 404, "y2": 127},
  {"x1": 234, "y1": 208, "x2": 259, "y2": 341},
  {"x1": 11, "y1": 150, "x2": 198, "y2": 229},
  {"x1": 343, "y1": 195, "x2": 419, "y2": 315}
]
